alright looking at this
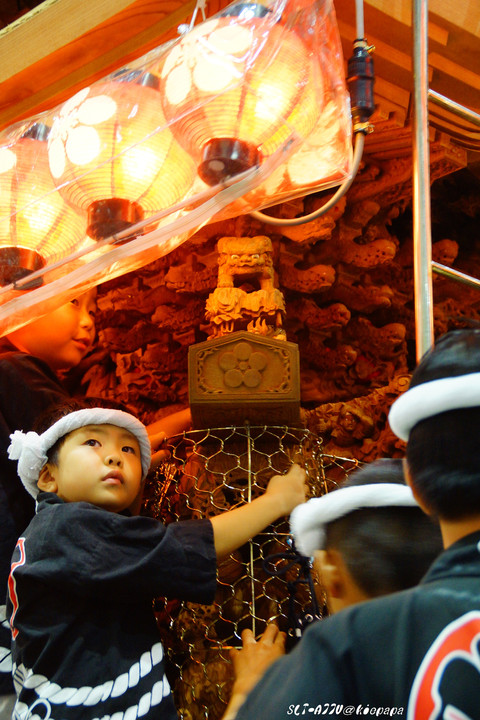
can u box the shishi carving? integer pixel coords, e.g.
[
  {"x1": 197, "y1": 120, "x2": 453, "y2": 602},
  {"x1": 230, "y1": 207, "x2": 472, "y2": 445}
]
[
  {"x1": 205, "y1": 235, "x2": 286, "y2": 338},
  {"x1": 216, "y1": 235, "x2": 275, "y2": 291}
]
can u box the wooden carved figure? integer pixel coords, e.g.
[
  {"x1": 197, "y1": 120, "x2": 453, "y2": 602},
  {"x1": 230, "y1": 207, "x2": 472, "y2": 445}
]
[{"x1": 205, "y1": 235, "x2": 286, "y2": 338}]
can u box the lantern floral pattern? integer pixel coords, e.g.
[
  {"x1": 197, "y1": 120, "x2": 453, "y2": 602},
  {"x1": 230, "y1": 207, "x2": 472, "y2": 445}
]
[
  {"x1": 47, "y1": 79, "x2": 196, "y2": 217},
  {"x1": 48, "y1": 88, "x2": 117, "y2": 178},
  {"x1": 157, "y1": 13, "x2": 322, "y2": 163},
  {"x1": 161, "y1": 20, "x2": 253, "y2": 104},
  {"x1": 0, "y1": 129, "x2": 87, "y2": 270}
]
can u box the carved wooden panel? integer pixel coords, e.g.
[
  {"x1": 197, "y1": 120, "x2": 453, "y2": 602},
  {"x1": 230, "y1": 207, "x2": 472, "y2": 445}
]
[{"x1": 188, "y1": 331, "x2": 301, "y2": 428}]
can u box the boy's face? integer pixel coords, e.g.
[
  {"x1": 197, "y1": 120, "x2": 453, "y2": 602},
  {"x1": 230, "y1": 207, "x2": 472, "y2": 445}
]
[
  {"x1": 39, "y1": 424, "x2": 143, "y2": 513},
  {"x1": 6, "y1": 288, "x2": 97, "y2": 371}
]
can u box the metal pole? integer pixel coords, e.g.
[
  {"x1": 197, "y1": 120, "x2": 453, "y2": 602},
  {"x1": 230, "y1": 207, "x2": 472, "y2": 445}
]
[
  {"x1": 428, "y1": 89, "x2": 480, "y2": 127},
  {"x1": 412, "y1": 0, "x2": 434, "y2": 361},
  {"x1": 246, "y1": 424, "x2": 256, "y2": 638},
  {"x1": 432, "y1": 262, "x2": 480, "y2": 290}
]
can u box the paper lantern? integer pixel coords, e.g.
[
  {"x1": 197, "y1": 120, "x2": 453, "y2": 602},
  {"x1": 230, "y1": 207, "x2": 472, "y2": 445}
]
[
  {"x1": 48, "y1": 70, "x2": 196, "y2": 239},
  {"x1": 157, "y1": 3, "x2": 322, "y2": 185},
  {"x1": 0, "y1": 123, "x2": 87, "y2": 287}
]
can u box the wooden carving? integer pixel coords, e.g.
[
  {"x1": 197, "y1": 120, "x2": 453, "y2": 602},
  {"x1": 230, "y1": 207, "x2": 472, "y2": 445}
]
[
  {"x1": 205, "y1": 235, "x2": 286, "y2": 339},
  {"x1": 188, "y1": 331, "x2": 301, "y2": 428},
  {"x1": 76, "y1": 153, "x2": 475, "y2": 442}
]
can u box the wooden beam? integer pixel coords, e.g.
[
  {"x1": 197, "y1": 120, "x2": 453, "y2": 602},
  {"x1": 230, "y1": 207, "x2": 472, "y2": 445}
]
[
  {"x1": 1, "y1": 0, "x2": 479, "y2": 166},
  {"x1": 430, "y1": 52, "x2": 480, "y2": 93},
  {"x1": 0, "y1": 0, "x2": 149, "y2": 82},
  {"x1": 366, "y1": 0, "x2": 480, "y2": 38},
  {"x1": 0, "y1": 0, "x2": 198, "y2": 130}
]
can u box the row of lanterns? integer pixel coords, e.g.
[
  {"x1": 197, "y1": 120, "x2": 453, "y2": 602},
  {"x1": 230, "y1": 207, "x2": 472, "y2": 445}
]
[{"x1": 0, "y1": 0, "x2": 351, "y2": 289}]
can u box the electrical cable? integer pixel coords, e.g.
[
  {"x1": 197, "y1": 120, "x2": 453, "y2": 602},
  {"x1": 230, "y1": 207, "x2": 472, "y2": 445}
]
[{"x1": 249, "y1": 0, "x2": 372, "y2": 227}]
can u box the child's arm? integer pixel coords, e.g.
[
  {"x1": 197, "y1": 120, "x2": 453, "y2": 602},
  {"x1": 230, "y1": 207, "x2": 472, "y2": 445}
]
[
  {"x1": 147, "y1": 408, "x2": 192, "y2": 467},
  {"x1": 147, "y1": 407, "x2": 192, "y2": 439},
  {"x1": 210, "y1": 463, "x2": 307, "y2": 558}
]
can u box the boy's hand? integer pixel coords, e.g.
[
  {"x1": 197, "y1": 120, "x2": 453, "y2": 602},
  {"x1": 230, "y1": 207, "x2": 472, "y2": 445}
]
[
  {"x1": 211, "y1": 463, "x2": 307, "y2": 559},
  {"x1": 265, "y1": 463, "x2": 307, "y2": 516},
  {"x1": 230, "y1": 624, "x2": 286, "y2": 696}
]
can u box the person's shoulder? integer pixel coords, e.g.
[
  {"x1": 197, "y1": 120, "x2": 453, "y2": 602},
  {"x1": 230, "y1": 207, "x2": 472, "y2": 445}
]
[
  {"x1": 304, "y1": 587, "x2": 418, "y2": 647},
  {"x1": 38, "y1": 493, "x2": 113, "y2": 516},
  {"x1": 34, "y1": 493, "x2": 74, "y2": 522},
  {"x1": 0, "y1": 349, "x2": 41, "y2": 365},
  {"x1": 32, "y1": 495, "x2": 120, "y2": 544},
  {"x1": 345, "y1": 586, "x2": 419, "y2": 625},
  {"x1": 0, "y1": 350, "x2": 50, "y2": 372},
  {"x1": 0, "y1": 351, "x2": 62, "y2": 388},
  {"x1": 0, "y1": 348, "x2": 24, "y2": 367}
]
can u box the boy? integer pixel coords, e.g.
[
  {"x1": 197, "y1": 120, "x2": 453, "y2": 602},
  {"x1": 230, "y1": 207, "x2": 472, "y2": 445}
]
[
  {"x1": 0, "y1": 291, "x2": 96, "y2": 710},
  {"x1": 226, "y1": 328, "x2": 480, "y2": 719},
  {"x1": 6, "y1": 400, "x2": 306, "y2": 720},
  {"x1": 0, "y1": 292, "x2": 191, "y2": 710},
  {"x1": 291, "y1": 458, "x2": 442, "y2": 614}
]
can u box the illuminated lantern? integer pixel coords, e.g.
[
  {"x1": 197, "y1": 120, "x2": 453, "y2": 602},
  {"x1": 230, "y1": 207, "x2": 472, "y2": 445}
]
[
  {"x1": 48, "y1": 70, "x2": 196, "y2": 240},
  {"x1": 157, "y1": 3, "x2": 322, "y2": 186},
  {"x1": 0, "y1": 123, "x2": 87, "y2": 287}
]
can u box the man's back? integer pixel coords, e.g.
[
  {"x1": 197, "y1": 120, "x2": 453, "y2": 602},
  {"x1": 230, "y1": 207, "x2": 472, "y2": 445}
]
[{"x1": 236, "y1": 530, "x2": 480, "y2": 719}]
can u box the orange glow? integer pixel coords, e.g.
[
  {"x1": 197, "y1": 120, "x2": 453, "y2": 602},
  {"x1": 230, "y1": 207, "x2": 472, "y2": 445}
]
[
  {"x1": 156, "y1": 12, "x2": 322, "y2": 182},
  {"x1": 0, "y1": 126, "x2": 87, "y2": 281},
  {"x1": 48, "y1": 74, "x2": 196, "y2": 219}
]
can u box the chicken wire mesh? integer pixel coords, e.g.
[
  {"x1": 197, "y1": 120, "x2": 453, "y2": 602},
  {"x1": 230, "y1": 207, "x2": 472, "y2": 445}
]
[{"x1": 141, "y1": 425, "x2": 361, "y2": 720}]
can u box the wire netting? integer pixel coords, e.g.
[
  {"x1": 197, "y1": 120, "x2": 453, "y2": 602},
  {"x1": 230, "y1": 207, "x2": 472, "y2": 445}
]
[{"x1": 142, "y1": 425, "x2": 361, "y2": 720}]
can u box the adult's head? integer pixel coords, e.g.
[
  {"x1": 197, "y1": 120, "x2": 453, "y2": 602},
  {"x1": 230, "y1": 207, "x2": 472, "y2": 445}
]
[
  {"x1": 290, "y1": 458, "x2": 442, "y2": 613},
  {"x1": 389, "y1": 329, "x2": 480, "y2": 522}
]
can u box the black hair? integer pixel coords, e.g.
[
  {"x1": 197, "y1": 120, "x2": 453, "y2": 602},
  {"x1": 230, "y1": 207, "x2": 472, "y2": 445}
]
[
  {"x1": 324, "y1": 459, "x2": 443, "y2": 598},
  {"x1": 409, "y1": 329, "x2": 480, "y2": 387},
  {"x1": 406, "y1": 407, "x2": 480, "y2": 520},
  {"x1": 404, "y1": 328, "x2": 480, "y2": 520},
  {"x1": 34, "y1": 396, "x2": 134, "y2": 466}
]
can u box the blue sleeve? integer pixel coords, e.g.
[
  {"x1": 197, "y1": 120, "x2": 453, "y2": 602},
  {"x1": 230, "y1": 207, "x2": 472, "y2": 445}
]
[{"x1": 19, "y1": 502, "x2": 217, "y2": 604}]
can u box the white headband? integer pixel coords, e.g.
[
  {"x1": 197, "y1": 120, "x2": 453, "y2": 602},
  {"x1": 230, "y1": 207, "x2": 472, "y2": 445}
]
[
  {"x1": 388, "y1": 372, "x2": 480, "y2": 441},
  {"x1": 8, "y1": 408, "x2": 152, "y2": 499},
  {"x1": 290, "y1": 483, "x2": 418, "y2": 557}
]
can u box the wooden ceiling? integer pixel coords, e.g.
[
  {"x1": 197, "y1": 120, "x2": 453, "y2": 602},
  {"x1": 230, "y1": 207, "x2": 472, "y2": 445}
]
[{"x1": 0, "y1": 0, "x2": 479, "y2": 165}]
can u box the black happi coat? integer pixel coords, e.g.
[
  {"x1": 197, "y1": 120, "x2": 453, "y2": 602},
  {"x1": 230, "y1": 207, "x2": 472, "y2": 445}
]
[
  {"x1": 236, "y1": 531, "x2": 480, "y2": 719},
  {"x1": 7, "y1": 493, "x2": 217, "y2": 720},
  {"x1": 0, "y1": 349, "x2": 69, "y2": 696}
]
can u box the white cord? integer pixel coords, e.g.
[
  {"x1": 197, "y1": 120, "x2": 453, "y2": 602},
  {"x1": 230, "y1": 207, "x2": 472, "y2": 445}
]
[
  {"x1": 178, "y1": 0, "x2": 207, "y2": 35},
  {"x1": 249, "y1": 131, "x2": 365, "y2": 227},
  {"x1": 249, "y1": 0, "x2": 368, "y2": 227}
]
